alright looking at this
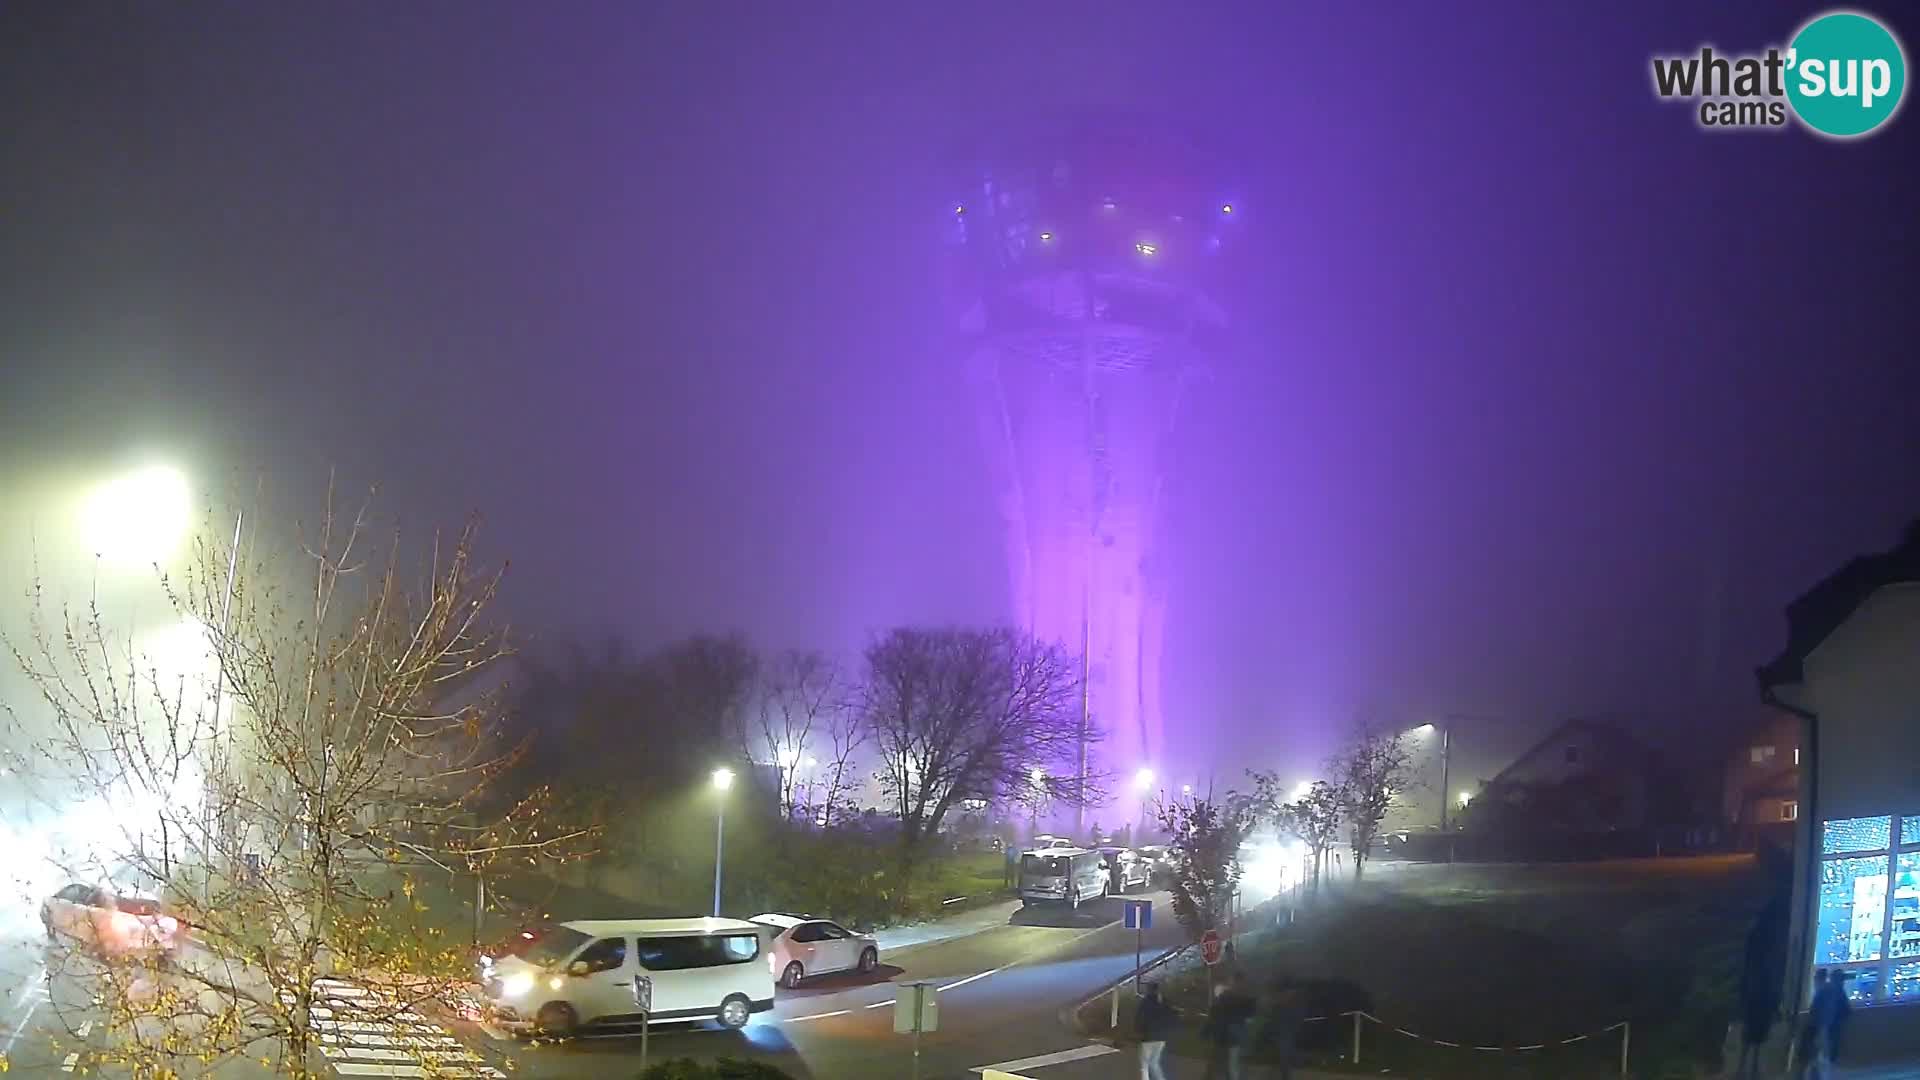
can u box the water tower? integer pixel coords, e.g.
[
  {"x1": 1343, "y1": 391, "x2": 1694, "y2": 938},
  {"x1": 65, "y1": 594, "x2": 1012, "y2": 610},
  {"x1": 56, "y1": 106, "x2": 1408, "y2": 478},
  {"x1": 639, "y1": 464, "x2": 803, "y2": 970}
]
[{"x1": 943, "y1": 118, "x2": 1236, "y2": 833}]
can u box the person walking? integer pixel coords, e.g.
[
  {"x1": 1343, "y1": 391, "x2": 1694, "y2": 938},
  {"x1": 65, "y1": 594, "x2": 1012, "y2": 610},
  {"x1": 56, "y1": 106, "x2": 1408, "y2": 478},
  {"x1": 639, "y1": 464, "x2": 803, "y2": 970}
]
[
  {"x1": 1796, "y1": 969, "x2": 1852, "y2": 1078},
  {"x1": 1135, "y1": 981, "x2": 1178, "y2": 1080},
  {"x1": 1735, "y1": 893, "x2": 1786, "y2": 1079},
  {"x1": 1203, "y1": 973, "x2": 1255, "y2": 1080}
]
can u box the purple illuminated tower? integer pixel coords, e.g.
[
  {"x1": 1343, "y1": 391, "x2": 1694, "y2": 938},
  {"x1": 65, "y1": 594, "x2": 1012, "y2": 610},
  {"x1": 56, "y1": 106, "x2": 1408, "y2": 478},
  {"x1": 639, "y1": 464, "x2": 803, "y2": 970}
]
[{"x1": 944, "y1": 121, "x2": 1234, "y2": 831}]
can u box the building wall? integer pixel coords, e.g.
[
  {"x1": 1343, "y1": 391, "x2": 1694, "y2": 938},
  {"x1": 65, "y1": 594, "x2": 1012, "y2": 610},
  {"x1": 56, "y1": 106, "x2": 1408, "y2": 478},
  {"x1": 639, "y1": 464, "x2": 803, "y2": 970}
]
[
  {"x1": 1793, "y1": 583, "x2": 1920, "y2": 1054},
  {"x1": 1723, "y1": 710, "x2": 1803, "y2": 825}
]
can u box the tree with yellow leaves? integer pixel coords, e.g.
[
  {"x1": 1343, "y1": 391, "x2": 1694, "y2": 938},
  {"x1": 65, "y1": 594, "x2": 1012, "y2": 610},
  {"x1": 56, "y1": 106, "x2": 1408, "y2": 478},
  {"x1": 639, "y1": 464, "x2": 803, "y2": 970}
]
[{"x1": 4, "y1": 481, "x2": 593, "y2": 1077}]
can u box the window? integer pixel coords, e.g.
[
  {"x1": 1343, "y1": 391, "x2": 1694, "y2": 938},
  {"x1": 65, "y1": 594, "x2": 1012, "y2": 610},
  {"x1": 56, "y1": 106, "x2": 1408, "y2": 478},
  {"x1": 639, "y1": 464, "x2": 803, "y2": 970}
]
[
  {"x1": 573, "y1": 937, "x2": 627, "y2": 974},
  {"x1": 1812, "y1": 814, "x2": 1920, "y2": 1006},
  {"x1": 818, "y1": 923, "x2": 852, "y2": 940},
  {"x1": 1782, "y1": 802, "x2": 1799, "y2": 822},
  {"x1": 635, "y1": 934, "x2": 759, "y2": 971},
  {"x1": 523, "y1": 927, "x2": 591, "y2": 968},
  {"x1": 1751, "y1": 745, "x2": 1777, "y2": 764},
  {"x1": 790, "y1": 923, "x2": 826, "y2": 944}
]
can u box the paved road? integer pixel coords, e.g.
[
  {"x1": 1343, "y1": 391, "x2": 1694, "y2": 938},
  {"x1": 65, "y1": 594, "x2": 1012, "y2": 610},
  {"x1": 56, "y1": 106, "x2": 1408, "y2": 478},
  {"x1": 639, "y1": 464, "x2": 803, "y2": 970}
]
[{"x1": 481, "y1": 890, "x2": 1186, "y2": 1079}]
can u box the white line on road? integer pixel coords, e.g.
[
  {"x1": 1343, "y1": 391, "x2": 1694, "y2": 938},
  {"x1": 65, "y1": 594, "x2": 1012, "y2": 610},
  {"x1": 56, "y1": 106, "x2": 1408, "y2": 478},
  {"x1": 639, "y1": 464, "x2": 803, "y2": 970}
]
[
  {"x1": 1, "y1": 998, "x2": 41, "y2": 1056},
  {"x1": 786, "y1": 1009, "x2": 852, "y2": 1022},
  {"x1": 60, "y1": 1051, "x2": 79, "y2": 1072},
  {"x1": 75, "y1": 1020, "x2": 92, "y2": 1038},
  {"x1": 863, "y1": 998, "x2": 892, "y2": 1009},
  {"x1": 937, "y1": 966, "x2": 1005, "y2": 993},
  {"x1": 971, "y1": 1044, "x2": 1120, "y2": 1073}
]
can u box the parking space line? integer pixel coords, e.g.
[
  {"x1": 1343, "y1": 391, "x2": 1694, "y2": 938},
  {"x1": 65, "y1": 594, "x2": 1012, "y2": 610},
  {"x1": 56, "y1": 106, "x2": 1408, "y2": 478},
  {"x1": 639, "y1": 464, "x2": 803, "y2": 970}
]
[{"x1": 786, "y1": 1009, "x2": 851, "y2": 1022}]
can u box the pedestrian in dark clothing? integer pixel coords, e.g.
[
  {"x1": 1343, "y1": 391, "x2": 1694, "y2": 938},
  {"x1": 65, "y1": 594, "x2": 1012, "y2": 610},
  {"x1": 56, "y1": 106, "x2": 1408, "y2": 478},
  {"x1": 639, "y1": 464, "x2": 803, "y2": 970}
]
[
  {"x1": 1796, "y1": 969, "x2": 1852, "y2": 1078},
  {"x1": 1249, "y1": 981, "x2": 1306, "y2": 1080},
  {"x1": 1736, "y1": 893, "x2": 1787, "y2": 1079},
  {"x1": 1203, "y1": 974, "x2": 1255, "y2": 1080},
  {"x1": 1135, "y1": 981, "x2": 1179, "y2": 1080}
]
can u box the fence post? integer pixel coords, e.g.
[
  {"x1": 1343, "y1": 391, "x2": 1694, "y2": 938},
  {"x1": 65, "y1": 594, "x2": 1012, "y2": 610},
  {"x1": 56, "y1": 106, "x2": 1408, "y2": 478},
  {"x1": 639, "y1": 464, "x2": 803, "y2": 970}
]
[
  {"x1": 1110, "y1": 985, "x2": 1121, "y2": 1030},
  {"x1": 1351, "y1": 1012, "x2": 1362, "y2": 1066},
  {"x1": 1618, "y1": 1021, "x2": 1629, "y2": 1078}
]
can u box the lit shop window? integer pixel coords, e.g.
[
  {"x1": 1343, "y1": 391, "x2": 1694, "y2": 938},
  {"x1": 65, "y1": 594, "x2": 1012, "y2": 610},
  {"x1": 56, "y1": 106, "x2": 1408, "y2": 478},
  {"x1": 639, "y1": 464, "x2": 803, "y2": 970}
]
[{"x1": 1814, "y1": 815, "x2": 1920, "y2": 1005}]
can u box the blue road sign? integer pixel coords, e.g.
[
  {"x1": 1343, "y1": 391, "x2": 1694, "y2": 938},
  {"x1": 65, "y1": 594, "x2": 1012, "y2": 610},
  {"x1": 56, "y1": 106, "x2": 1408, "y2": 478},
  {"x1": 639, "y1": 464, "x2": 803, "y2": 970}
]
[{"x1": 1124, "y1": 898, "x2": 1152, "y2": 930}]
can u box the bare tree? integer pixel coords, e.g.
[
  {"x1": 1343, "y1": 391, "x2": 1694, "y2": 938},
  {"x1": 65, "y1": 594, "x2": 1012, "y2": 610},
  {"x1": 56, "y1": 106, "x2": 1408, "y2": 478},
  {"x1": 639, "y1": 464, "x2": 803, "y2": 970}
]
[
  {"x1": 858, "y1": 627, "x2": 1091, "y2": 849},
  {"x1": 1332, "y1": 723, "x2": 1415, "y2": 879},
  {"x1": 735, "y1": 650, "x2": 864, "y2": 826},
  {"x1": 1250, "y1": 774, "x2": 1344, "y2": 889},
  {"x1": 3, "y1": 487, "x2": 591, "y2": 1077}
]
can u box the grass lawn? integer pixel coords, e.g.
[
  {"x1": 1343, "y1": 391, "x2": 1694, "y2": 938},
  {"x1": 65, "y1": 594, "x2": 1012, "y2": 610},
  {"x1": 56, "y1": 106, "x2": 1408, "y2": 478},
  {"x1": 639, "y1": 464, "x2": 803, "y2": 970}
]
[{"x1": 1137, "y1": 856, "x2": 1767, "y2": 1079}]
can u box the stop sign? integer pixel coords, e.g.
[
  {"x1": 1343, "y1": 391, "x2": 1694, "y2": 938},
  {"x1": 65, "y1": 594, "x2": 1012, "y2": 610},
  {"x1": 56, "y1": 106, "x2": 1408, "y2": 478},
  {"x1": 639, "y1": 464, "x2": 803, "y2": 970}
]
[{"x1": 1200, "y1": 929, "x2": 1223, "y2": 966}]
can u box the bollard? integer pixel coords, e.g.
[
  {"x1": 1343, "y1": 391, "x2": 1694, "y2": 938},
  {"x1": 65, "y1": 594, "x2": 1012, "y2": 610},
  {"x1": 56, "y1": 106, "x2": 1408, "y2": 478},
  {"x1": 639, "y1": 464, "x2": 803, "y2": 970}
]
[
  {"x1": 1110, "y1": 984, "x2": 1121, "y2": 1029},
  {"x1": 1352, "y1": 1012, "x2": 1362, "y2": 1066}
]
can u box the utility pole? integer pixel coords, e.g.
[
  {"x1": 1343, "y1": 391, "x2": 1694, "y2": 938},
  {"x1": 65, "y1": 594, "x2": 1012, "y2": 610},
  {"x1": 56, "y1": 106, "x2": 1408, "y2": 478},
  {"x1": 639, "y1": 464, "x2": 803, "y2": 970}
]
[{"x1": 1439, "y1": 721, "x2": 1452, "y2": 831}]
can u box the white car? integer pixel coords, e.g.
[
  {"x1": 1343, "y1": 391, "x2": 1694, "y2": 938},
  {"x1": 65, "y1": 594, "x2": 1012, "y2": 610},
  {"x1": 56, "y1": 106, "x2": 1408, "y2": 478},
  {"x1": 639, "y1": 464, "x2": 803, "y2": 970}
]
[
  {"x1": 749, "y1": 913, "x2": 879, "y2": 989},
  {"x1": 42, "y1": 884, "x2": 181, "y2": 954}
]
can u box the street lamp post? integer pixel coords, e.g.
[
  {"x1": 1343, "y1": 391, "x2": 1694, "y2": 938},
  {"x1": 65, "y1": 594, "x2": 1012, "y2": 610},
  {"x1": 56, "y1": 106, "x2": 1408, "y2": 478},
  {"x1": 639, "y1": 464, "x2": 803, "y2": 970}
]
[
  {"x1": 1133, "y1": 767, "x2": 1154, "y2": 840},
  {"x1": 710, "y1": 767, "x2": 734, "y2": 916}
]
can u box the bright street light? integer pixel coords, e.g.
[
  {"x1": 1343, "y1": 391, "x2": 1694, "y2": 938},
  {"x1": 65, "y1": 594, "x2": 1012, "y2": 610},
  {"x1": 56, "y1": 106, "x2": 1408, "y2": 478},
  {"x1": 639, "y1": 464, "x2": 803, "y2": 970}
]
[
  {"x1": 79, "y1": 464, "x2": 191, "y2": 566},
  {"x1": 1133, "y1": 767, "x2": 1155, "y2": 792},
  {"x1": 1291, "y1": 780, "x2": 1314, "y2": 802},
  {"x1": 1457, "y1": 790, "x2": 1474, "y2": 809},
  {"x1": 1029, "y1": 767, "x2": 1046, "y2": 785},
  {"x1": 710, "y1": 768, "x2": 734, "y2": 915}
]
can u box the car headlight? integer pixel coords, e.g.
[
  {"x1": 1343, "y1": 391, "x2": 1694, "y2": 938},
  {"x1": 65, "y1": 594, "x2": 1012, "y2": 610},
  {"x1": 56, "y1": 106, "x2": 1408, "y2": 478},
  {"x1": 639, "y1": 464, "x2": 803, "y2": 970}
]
[{"x1": 501, "y1": 972, "x2": 535, "y2": 997}]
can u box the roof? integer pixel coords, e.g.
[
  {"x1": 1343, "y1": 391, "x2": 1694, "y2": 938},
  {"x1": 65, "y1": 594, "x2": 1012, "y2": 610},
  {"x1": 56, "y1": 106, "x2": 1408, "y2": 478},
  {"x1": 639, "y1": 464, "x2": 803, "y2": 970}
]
[
  {"x1": 1022, "y1": 846, "x2": 1096, "y2": 858},
  {"x1": 1758, "y1": 520, "x2": 1920, "y2": 695},
  {"x1": 747, "y1": 913, "x2": 809, "y2": 929},
  {"x1": 559, "y1": 917, "x2": 763, "y2": 937},
  {"x1": 1486, "y1": 716, "x2": 1653, "y2": 787}
]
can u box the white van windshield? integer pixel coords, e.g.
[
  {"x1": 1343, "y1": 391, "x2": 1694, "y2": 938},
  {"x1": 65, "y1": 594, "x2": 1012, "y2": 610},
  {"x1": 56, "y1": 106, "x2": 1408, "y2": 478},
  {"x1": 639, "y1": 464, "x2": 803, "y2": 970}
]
[{"x1": 522, "y1": 926, "x2": 591, "y2": 967}]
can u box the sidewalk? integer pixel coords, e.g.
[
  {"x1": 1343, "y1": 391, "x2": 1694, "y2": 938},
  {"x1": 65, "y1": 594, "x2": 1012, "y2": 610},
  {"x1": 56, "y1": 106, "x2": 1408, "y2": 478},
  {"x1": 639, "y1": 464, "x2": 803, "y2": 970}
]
[{"x1": 872, "y1": 896, "x2": 1023, "y2": 955}]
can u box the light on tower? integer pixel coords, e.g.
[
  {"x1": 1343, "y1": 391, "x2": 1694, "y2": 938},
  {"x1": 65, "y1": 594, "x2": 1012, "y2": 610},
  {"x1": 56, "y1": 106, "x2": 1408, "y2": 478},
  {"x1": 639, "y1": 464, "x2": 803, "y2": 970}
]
[
  {"x1": 1220, "y1": 203, "x2": 1234, "y2": 214},
  {"x1": 1133, "y1": 766, "x2": 1155, "y2": 792},
  {"x1": 711, "y1": 767, "x2": 735, "y2": 792},
  {"x1": 1135, "y1": 241, "x2": 1158, "y2": 256}
]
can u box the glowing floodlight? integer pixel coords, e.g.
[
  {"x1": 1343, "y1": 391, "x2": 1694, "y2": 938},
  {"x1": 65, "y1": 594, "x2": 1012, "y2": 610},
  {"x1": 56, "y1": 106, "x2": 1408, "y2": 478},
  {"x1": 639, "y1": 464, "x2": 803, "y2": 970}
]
[{"x1": 80, "y1": 464, "x2": 191, "y2": 566}]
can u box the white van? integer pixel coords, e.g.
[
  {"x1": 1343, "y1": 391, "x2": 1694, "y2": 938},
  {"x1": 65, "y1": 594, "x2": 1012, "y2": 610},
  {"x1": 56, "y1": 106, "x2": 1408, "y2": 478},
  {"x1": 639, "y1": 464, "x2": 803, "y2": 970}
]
[
  {"x1": 1018, "y1": 847, "x2": 1110, "y2": 908},
  {"x1": 481, "y1": 917, "x2": 774, "y2": 1036}
]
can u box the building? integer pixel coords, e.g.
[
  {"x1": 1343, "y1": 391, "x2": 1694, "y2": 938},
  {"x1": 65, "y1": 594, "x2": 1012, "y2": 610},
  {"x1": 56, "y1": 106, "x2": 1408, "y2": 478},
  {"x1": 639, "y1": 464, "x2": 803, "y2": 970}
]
[
  {"x1": 1723, "y1": 709, "x2": 1802, "y2": 849},
  {"x1": 1758, "y1": 521, "x2": 1920, "y2": 1055},
  {"x1": 1471, "y1": 717, "x2": 1659, "y2": 832},
  {"x1": 942, "y1": 117, "x2": 1236, "y2": 827}
]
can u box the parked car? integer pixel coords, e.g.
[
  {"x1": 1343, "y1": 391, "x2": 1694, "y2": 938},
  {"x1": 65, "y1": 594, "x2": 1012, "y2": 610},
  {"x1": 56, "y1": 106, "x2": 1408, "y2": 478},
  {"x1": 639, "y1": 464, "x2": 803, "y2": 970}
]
[
  {"x1": 1018, "y1": 848, "x2": 1110, "y2": 908},
  {"x1": 480, "y1": 917, "x2": 773, "y2": 1037},
  {"x1": 749, "y1": 913, "x2": 880, "y2": 989},
  {"x1": 42, "y1": 884, "x2": 181, "y2": 955},
  {"x1": 1098, "y1": 847, "x2": 1152, "y2": 893}
]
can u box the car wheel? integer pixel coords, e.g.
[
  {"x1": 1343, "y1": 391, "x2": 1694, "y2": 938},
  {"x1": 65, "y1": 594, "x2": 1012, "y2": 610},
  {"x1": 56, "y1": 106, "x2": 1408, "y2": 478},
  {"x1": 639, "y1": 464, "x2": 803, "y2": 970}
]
[
  {"x1": 718, "y1": 994, "x2": 752, "y2": 1030},
  {"x1": 534, "y1": 1002, "x2": 577, "y2": 1039},
  {"x1": 782, "y1": 961, "x2": 805, "y2": 989},
  {"x1": 858, "y1": 947, "x2": 877, "y2": 973}
]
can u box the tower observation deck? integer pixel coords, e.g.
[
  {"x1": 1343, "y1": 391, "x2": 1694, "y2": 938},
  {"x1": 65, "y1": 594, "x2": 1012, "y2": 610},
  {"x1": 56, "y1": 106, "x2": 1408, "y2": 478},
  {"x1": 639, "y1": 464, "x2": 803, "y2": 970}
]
[{"x1": 942, "y1": 119, "x2": 1236, "y2": 831}]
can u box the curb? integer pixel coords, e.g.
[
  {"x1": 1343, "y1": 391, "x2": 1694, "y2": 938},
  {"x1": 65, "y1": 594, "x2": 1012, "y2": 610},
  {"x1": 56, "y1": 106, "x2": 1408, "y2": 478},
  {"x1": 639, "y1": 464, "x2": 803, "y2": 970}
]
[{"x1": 1058, "y1": 942, "x2": 1190, "y2": 1039}]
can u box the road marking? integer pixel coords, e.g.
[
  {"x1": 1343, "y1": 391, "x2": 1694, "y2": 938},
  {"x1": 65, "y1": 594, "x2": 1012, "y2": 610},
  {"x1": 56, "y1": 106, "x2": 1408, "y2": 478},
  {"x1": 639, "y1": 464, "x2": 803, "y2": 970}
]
[
  {"x1": 864, "y1": 998, "x2": 893, "y2": 1008},
  {"x1": 971, "y1": 1044, "x2": 1120, "y2": 1073},
  {"x1": 1, "y1": 998, "x2": 41, "y2": 1055},
  {"x1": 61, "y1": 1051, "x2": 80, "y2": 1072},
  {"x1": 937, "y1": 966, "x2": 1005, "y2": 993},
  {"x1": 75, "y1": 1020, "x2": 93, "y2": 1038},
  {"x1": 786, "y1": 1009, "x2": 851, "y2": 1022}
]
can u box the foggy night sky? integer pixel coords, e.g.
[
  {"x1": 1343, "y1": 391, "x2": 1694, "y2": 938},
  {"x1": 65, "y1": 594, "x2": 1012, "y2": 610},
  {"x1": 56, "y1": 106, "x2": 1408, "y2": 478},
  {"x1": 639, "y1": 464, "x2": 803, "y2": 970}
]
[{"x1": 2, "y1": 2, "x2": 1916, "y2": 788}]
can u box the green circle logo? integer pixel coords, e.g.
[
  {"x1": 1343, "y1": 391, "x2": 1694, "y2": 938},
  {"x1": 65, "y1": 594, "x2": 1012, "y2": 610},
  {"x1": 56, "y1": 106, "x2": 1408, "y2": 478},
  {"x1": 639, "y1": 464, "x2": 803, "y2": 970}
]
[{"x1": 1787, "y1": 11, "x2": 1907, "y2": 138}]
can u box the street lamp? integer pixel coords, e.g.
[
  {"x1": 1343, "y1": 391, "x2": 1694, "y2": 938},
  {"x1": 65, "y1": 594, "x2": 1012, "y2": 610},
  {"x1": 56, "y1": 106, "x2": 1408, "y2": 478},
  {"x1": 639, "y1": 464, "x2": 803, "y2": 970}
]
[
  {"x1": 1290, "y1": 780, "x2": 1314, "y2": 802},
  {"x1": 1133, "y1": 767, "x2": 1155, "y2": 792},
  {"x1": 710, "y1": 767, "x2": 734, "y2": 916},
  {"x1": 79, "y1": 464, "x2": 191, "y2": 567},
  {"x1": 1405, "y1": 722, "x2": 1452, "y2": 830}
]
